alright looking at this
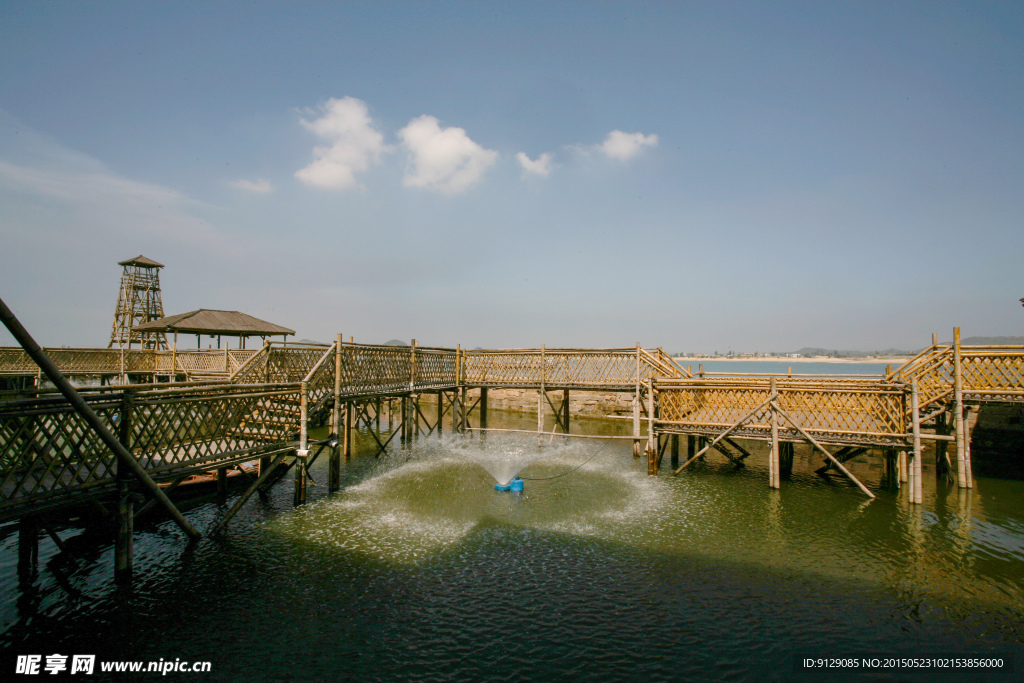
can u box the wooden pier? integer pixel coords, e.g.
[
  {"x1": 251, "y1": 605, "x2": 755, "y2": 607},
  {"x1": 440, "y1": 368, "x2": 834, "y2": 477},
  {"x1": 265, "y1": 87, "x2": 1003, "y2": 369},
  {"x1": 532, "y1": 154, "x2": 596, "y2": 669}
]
[{"x1": 2, "y1": 318, "x2": 1023, "y2": 582}]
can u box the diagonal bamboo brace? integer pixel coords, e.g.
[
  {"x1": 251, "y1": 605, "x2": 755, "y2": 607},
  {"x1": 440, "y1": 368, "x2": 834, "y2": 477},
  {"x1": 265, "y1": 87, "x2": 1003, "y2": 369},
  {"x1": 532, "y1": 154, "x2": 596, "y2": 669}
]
[
  {"x1": 772, "y1": 403, "x2": 875, "y2": 500},
  {"x1": 0, "y1": 296, "x2": 202, "y2": 539},
  {"x1": 673, "y1": 395, "x2": 774, "y2": 475}
]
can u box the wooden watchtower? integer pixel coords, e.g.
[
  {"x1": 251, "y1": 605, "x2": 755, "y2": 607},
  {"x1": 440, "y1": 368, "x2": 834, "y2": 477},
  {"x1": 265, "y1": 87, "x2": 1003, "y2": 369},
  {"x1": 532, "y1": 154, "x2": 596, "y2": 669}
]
[{"x1": 108, "y1": 255, "x2": 168, "y2": 350}]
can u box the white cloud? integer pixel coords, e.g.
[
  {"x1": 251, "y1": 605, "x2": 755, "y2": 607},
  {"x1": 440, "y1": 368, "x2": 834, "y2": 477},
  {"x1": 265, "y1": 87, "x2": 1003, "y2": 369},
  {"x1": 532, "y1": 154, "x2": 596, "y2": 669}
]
[
  {"x1": 229, "y1": 178, "x2": 274, "y2": 193},
  {"x1": 599, "y1": 130, "x2": 659, "y2": 161},
  {"x1": 516, "y1": 152, "x2": 553, "y2": 177},
  {"x1": 295, "y1": 97, "x2": 390, "y2": 190},
  {"x1": 398, "y1": 115, "x2": 498, "y2": 194}
]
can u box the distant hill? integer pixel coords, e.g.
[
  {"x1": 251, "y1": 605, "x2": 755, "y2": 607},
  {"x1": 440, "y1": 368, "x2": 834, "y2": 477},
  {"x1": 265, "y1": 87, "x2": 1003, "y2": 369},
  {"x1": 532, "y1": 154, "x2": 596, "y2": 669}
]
[
  {"x1": 384, "y1": 339, "x2": 409, "y2": 346},
  {"x1": 791, "y1": 347, "x2": 915, "y2": 357}
]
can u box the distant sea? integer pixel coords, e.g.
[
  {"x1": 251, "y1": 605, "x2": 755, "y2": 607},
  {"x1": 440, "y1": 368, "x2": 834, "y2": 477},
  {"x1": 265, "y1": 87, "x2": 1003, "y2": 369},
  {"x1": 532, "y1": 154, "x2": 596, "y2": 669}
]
[{"x1": 673, "y1": 359, "x2": 896, "y2": 376}]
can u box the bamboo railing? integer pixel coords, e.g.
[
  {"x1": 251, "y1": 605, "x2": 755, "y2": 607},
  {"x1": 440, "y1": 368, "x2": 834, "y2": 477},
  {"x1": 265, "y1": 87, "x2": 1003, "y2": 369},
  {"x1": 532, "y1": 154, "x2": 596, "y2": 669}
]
[{"x1": 0, "y1": 382, "x2": 302, "y2": 521}]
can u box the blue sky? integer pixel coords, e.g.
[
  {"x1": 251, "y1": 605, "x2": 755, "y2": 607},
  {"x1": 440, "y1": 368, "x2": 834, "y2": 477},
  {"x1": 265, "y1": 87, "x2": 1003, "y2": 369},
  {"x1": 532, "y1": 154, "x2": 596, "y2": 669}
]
[{"x1": 1, "y1": 1, "x2": 1021, "y2": 352}]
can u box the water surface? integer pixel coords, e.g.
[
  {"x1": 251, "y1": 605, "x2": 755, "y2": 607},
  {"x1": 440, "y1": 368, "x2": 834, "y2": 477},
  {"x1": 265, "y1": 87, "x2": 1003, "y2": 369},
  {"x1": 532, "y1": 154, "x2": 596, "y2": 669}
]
[{"x1": 1, "y1": 409, "x2": 1021, "y2": 681}]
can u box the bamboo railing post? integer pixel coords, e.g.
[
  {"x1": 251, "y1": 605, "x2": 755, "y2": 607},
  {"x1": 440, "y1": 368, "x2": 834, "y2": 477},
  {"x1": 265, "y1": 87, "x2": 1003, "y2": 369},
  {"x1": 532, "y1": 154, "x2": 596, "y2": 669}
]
[
  {"x1": 115, "y1": 389, "x2": 135, "y2": 583},
  {"x1": 769, "y1": 378, "x2": 779, "y2": 489},
  {"x1": 911, "y1": 380, "x2": 923, "y2": 504},
  {"x1": 330, "y1": 334, "x2": 342, "y2": 492},
  {"x1": 953, "y1": 327, "x2": 972, "y2": 488},
  {"x1": 633, "y1": 343, "x2": 641, "y2": 457},
  {"x1": 294, "y1": 381, "x2": 308, "y2": 506}
]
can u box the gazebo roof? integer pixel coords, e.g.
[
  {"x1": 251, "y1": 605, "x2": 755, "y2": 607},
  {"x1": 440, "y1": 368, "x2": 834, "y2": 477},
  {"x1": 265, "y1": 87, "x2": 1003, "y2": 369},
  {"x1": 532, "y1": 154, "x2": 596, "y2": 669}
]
[
  {"x1": 118, "y1": 255, "x2": 165, "y2": 268},
  {"x1": 132, "y1": 309, "x2": 294, "y2": 336}
]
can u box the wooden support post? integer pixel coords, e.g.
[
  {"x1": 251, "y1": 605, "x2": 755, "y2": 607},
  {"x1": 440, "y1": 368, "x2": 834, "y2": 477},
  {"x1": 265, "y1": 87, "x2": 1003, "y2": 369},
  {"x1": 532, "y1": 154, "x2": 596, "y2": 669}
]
[
  {"x1": 562, "y1": 388, "x2": 570, "y2": 434},
  {"x1": 911, "y1": 380, "x2": 923, "y2": 504},
  {"x1": 687, "y1": 435, "x2": 696, "y2": 462},
  {"x1": 330, "y1": 334, "x2": 342, "y2": 492},
  {"x1": 294, "y1": 382, "x2": 308, "y2": 506},
  {"x1": 455, "y1": 344, "x2": 464, "y2": 433},
  {"x1": 459, "y1": 386, "x2": 467, "y2": 433},
  {"x1": 480, "y1": 387, "x2": 488, "y2": 439},
  {"x1": 400, "y1": 395, "x2": 409, "y2": 447},
  {"x1": 538, "y1": 344, "x2": 546, "y2": 443},
  {"x1": 769, "y1": 378, "x2": 780, "y2": 489},
  {"x1": 646, "y1": 380, "x2": 657, "y2": 475},
  {"x1": 633, "y1": 343, "x2": 641, "y2": 458},
  {"x1": 935, "y1": 410, "x2": 950, "y2": 478},
  {"x1": 412, "y1": 394, "x2": 419, "y2": 442},
  {"x1": 216, "y1": 468, "x2": 228, "y2": 500},
  {"x1": 115, "y1": 390, "x2": 135, "y2": 583},
  {"x1": 18, "y1": 516, "x2": 39, "y2": 585},
  {"x1": 779, "y1": 441, "x2": 794, "y2": 480},
  {"x1": 882, "y1": 449, "x2": 896, "y2": 489},
  {"x1": 410, "y1": 339, "x2": 418, "y2": 442},
  {"x1": 343, "y1": 401, "x2": 352, "y2": 461},
  {"x1": 899, "y1": 450, "x2": 908, "y2": 484},
  {"x1": 952, "y1": 327, "x2": 972, "y2": 489},
  {"x1": 670, "y1": 434, "x2": 680, "y2": 468},
  {"x1": 437, "y1": 390, "x2": 444, "y2": 438}
]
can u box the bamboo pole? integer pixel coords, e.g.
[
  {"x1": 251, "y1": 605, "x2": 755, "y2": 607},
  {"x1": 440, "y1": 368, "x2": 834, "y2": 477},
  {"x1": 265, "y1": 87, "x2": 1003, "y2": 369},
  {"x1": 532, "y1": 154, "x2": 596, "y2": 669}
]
[
  {"x1": 343, "y1": 401, "x2": 352, "y2": 461},
  {"x1": 0, "y1": 297, "x2": 201, "y2": 539},
  {"x1": 294, "y1": 381, "x2": 308, "y2": 506},
  {"x1": 953, "y1": 327, "x2": 970, "y2": 488},
  {"x1": 562, "y1": 388, "x2": 570, "y2": 434},
  {"x1": 437, "y1": 390, "x2": 444, "y2": 438},
  {"x1": 769, "y1": 378, "x2": 779, "y2": 489},
  {"x1": 912, "y1": 380, "x2": 923, "y2": 505},
  {"x1": 330, "y1": 334, "x2": 342, "y2": 492},
  {"x1": 633, "y1": 343, "x2": 641, "y2": 457},
  {"x1": 538, "y1": 344, "x2": 546, "y2": 441},
  {"x1": 115, "y1": 390, "x2": 134, "y2": 583},
  {"x1": 647, "y1": 379, "x2": 657, "y2": 475}
]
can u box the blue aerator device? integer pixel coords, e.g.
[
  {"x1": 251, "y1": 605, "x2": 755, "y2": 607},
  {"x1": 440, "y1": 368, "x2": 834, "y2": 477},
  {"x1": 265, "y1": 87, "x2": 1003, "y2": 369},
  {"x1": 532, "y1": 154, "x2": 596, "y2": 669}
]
[{"x1": 495, "y1": 477, "x2": 524, "y2": 492}]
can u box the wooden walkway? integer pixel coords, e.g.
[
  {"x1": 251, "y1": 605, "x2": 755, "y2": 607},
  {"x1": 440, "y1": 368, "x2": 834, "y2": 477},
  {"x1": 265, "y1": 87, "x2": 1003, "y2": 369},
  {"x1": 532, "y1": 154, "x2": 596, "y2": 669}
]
[{"x1": 2, "y1": 330, "x2": 1023, "y2": 524}]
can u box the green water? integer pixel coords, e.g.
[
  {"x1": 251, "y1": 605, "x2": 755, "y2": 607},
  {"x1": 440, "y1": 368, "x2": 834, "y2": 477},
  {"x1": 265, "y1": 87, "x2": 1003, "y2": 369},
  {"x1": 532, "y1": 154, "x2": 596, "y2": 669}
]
[{"x1": 1, "y1": 408, "x2": 1022, "y2": 681}]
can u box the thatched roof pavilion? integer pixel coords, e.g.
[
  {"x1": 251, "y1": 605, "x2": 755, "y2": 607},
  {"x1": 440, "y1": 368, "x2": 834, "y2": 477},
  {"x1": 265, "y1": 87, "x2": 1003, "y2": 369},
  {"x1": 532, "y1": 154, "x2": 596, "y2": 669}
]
[{"x1": 132, "y1": 309, "x2": 294, "y2": 348}]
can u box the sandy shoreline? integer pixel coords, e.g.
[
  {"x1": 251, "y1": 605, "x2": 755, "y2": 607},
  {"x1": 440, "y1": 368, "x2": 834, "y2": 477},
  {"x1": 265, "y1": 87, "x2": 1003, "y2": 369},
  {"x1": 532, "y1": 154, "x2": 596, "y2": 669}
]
[{"x1": 673, "y1": 356, "x2": 910, "y2": 364}]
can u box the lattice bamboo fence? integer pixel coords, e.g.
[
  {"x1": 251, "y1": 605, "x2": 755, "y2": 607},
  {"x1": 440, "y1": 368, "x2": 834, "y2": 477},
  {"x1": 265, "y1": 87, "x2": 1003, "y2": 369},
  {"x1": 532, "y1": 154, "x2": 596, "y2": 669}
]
[
  {"x1": 890, "y1": 345, "x2": 1024, "y2": 408},
  {"x1": 0, "y1": 383, "x2": 301, "y2": 521},
  {"x1": 463, "y1": 347, "x2": 686, "y2": 389},
  {"x1": 0, "y1": 348, "x2": 155, "y2": 376},
  {"x1": 657, "y1": 379, "x2": 908, "y2": 447}
]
